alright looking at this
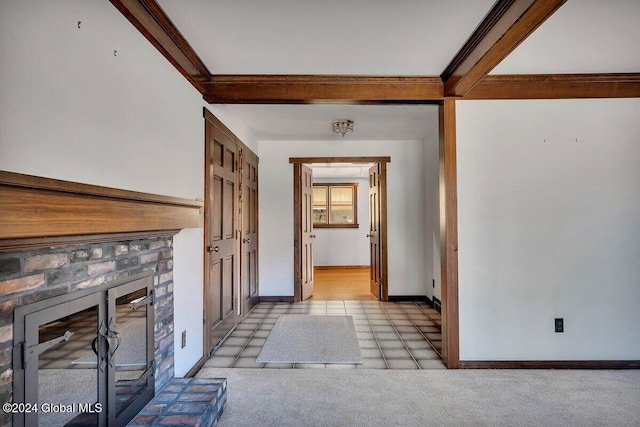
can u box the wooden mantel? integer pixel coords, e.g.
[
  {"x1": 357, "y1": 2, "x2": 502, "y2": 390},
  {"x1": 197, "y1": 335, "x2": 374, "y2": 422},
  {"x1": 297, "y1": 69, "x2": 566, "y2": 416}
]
[{"x1": 0, "y1": 171, "x2": 203, "y2": 250}]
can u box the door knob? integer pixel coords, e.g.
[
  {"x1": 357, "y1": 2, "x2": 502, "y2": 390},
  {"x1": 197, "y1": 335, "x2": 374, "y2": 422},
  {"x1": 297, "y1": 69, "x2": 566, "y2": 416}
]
[
  {"x1": 310, "y1": 234, "x2": 316, "y2": 238},
  {"x1": 208, "y1": 245, "x2": 220, "y2": 253},
  {"x1": 243, "y1": 238, "x2": 251, "y2": 244},
  {"x1": 366, "y1": 234, "x2": 371, "y2": 237}
]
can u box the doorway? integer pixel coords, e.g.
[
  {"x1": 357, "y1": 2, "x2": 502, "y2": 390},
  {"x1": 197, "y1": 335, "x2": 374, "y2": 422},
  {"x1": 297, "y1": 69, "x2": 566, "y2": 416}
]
[
  {"x1": 312, "y1": 266, "x2": 376, "y2": 300},
  {"x1": 290, "y1": 157, "x2": 390, "y2": 303}
]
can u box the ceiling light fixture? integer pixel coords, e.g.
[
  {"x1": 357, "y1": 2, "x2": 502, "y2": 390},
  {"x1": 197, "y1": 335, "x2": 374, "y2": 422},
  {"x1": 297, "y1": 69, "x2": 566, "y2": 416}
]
[{"x1": 332, "y1": 120, "x2": 354, "y2": 137}]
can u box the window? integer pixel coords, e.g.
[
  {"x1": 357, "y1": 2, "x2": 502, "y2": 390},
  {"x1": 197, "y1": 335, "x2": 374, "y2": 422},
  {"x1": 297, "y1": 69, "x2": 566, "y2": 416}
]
[{"x1": 312, "y1": 183, "x2": 358, "y2": 228}]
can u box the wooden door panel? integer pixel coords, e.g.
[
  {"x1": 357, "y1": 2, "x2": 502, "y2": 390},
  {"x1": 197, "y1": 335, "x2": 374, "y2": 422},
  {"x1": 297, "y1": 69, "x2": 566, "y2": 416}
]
[
  {"x1": 301, "y1": 164, "x2": 314, "y2": 300},
  {"x1": 213, "y1": 141, "x2": 223, "y2": 165},
  {"x1": 205, "y1": 124, "x2": 239, "y2": 354},
  {"x1": 222, "y1": 256, "x2": 234, "y2": 315},
  {"x1": 250, "y1": 251, "x2": 257, "y2": 296},
  {"x1": 223, "y1": 180, "x2": 235, "y2": 238},
  {"x1": 209, "y1": 259, "x2": 222, "y2": 324},
  {"x1": 212, "y1": 177, "x2": 223, "y2": 241},
  {"x1": 369, "y1": 165, "x2": 381, "y2": 299},
  {"x1": 241, "y1": 150, "x2": 259, "y2": 315},
  {"x1": 224, "y1": 147, "x2": 234, "y2": 170}
]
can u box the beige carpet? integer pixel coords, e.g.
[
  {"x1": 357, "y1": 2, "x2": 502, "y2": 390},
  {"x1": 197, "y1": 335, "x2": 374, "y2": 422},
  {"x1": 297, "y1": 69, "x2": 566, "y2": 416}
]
[
  {"x1": 39, "y1": 369, "x2": 97, "y2": 426},
  {"x1": 72, "y1": 317, "x2": 146, "y2": 366},
  {"x1": 197, "y1": 368, "x2": 640, "y2": 426}
]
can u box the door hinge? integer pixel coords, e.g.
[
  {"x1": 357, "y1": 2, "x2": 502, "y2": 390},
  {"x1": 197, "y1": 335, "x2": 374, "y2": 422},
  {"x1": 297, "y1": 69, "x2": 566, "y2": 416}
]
[{"x1": 16, "y1": 341, "x2": 25, "y2": 370}]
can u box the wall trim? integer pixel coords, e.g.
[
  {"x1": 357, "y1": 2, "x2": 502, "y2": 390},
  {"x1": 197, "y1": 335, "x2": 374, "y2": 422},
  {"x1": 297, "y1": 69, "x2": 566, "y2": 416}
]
[
  {"x1": 464, "y1": 73, "x2": 640, "y2": 99},
  {"x1": 184, "y1": 356, "x2": 208, "y2": 378},
  {"x1": 439, "y1": 99, "x2": 460, "y2": 369},
  {"x1": 315, "y1": 265, "x2": 369, "y2": 270},
  {"x1": 0, "y1": 170, "x2": 203, "y2": 207},
  {"x1": 0, "y1": 230, "x2": 178, "y2": 253},
  {"x1": 259, "y1": 296, "x2": 295, "y2": 303},
  {"x1": 289, "y1": 156, "x2": 391, "y2": 164},
  {"x1": 460, "y1": 360, "x2": 640, "y2": 369},
  {"x1": 0, "y1": 171, "x2": 202, "y2": 247},
  {"x1": 388, "y1": 295, "x2": 432, "y2": 303},
  {"x1": 433, "y1": 296, "x2": 442, "y2": 313}
]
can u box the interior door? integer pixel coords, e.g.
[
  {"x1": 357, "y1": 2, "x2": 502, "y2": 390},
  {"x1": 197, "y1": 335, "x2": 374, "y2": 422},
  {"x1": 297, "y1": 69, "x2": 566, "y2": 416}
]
[
  {"x1": 206, "y1": 125, "x2": 239, "y2": 353},
  {"x1": 301, "y1": 164, "x2": 314, "y2": 300},
  {"x1": 369, "y1": 164, "x2": 382, "y2": 299},
  {"x1": 241, "y1": 149, "x2": 259, "y2": 315}
]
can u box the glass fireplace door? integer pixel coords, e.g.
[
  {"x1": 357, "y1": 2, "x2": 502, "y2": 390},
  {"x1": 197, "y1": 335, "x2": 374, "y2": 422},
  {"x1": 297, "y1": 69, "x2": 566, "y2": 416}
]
[
  {"x1": 107, "y1": 277, "x2": 154, "y2": 426},
  {"x1": 23, "y1": 293, "x2": 108, "y2": 427},
  {"x1": 14, "y1": 273, "x2": 154, "y2": 427}
]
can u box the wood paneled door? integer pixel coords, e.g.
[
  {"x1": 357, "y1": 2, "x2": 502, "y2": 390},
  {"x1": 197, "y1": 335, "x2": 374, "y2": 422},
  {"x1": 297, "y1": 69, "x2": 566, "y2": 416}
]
[
  {"x1": 241, "y1": 150, "x2": 259, "y2": 314},
  {"x1": 368, "y1": 165, "x2": 381, "y2": 299},
  {"x1": 300, "y1": 164, "x2": 315, "y2": 300},
  {"x1": 204, "y1": 121, "x2": 239, "y2": 354}
]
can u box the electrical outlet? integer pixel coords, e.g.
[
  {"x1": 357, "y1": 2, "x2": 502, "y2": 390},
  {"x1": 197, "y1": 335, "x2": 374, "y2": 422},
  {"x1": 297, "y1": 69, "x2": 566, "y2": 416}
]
[
  {"x1": 181, "y1": 330, "x2": 187, "y2": 348},
  {"x1": 555, "y1": 318, "x2": 564, "y2": 333}
]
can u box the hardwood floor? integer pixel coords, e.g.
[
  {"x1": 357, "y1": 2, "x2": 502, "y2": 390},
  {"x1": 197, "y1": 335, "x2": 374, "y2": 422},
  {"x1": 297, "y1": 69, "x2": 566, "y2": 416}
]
[{"x1": 311, "y1": 266, "x2": 377, "y2": 300}]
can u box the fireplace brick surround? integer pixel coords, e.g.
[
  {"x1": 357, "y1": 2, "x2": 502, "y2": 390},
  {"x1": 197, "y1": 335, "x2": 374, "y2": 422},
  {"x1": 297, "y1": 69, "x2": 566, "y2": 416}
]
[
  {"x1": 0, "y1": 170, "x2": 205, "y2": 426},
  {"x1": 0, "y1": 235, "x2": 176, "y2": 427}
]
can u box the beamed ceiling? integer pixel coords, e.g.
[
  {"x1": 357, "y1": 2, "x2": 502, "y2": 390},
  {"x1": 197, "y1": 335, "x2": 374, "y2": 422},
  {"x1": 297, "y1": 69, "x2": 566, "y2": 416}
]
[
  {"x1": 110, "y1": 0, "x2": 640, "y2": 141},
  {"x1": 156, "y1": 0, "x2": 497, "y2": 76}
]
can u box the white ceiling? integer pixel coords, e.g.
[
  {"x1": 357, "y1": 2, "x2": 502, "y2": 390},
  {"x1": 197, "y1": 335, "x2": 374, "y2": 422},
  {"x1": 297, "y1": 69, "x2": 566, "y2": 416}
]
[
  {"x1": 492, "y1": 0, "x2": 640, "y2": 74},
  {"x1": 311, "y1": 163, "x2": 375, "y2": 179},
  {"x1": 227, "y1": 104, "x2": 438, "y2": 141},
  {"x1": 157, "y1": 1, "x2": 639, "y2": 141},
  {"x1": 157, "y1": 0, "x2": 495, "y2": 75}
]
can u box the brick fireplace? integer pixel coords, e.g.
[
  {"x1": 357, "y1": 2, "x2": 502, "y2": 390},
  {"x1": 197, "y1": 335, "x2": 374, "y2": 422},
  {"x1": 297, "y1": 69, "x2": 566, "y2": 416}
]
[
  {"x1": 0, "y1": 171, "x2": 203, "y2": 427},
  {"x1": 1, "y1": 236, "x2": 176, "y2": 426}
]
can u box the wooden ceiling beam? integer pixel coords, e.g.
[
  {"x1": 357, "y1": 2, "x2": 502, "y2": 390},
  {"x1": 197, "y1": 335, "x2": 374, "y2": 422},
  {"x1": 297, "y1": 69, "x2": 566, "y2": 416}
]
[
  {"x1": 110, "y1": 2, "x2": 638, "y2": 103},
  {"x1": 203, "y1": 75, "x2": 444, "y2": 104},
  {"x1": 110, "y1": 0, "x2": 211, "y2": 93},
  {"x1": 442, "y1": 0, "x2": 566, "y2": 97},
  {"x1": 464, "y1": 73, "x2": 640, "y2": 99}
]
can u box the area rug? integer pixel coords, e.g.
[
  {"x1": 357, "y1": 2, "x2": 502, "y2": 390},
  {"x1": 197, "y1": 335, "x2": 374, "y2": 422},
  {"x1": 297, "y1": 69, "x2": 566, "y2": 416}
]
[{"x1": 256, "y1": 315, "x2": 362, "y2": 364}]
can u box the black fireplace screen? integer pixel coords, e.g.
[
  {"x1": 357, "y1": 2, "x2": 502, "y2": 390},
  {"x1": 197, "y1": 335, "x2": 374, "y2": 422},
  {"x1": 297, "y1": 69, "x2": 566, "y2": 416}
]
[{"x1": 13, "y1": 273, "x2": 155, "y2": 427}]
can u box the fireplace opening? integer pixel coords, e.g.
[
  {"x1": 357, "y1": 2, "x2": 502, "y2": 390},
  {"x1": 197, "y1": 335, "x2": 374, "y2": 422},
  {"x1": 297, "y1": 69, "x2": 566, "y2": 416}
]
[
  {"x1": 37, "y1": 305, "x2": 100, "y2": 427},
  {"x1": 13, "y1": 273, "x2": 154, "y2": 427}
]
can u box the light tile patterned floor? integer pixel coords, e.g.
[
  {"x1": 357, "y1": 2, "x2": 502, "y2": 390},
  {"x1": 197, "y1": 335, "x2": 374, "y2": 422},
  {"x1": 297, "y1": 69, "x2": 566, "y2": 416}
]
[{"x1": 203, "y1": 300, "x2": 445, "y2": 370}]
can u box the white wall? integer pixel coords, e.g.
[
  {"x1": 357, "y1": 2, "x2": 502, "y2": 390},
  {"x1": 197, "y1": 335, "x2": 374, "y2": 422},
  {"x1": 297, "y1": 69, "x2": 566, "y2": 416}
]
[
  {"x1": 259, "y1": 138, "x2": 440, "y2": 297},
  {"x1": 0, "y1": 0, "x2": 256, "y2": 376},
  {"x1": 312, "y1": 177, "x2": 369, "y2": 266},
  {"x1": 457, "y1": 99, "x2": 640, "y2": 360}
]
